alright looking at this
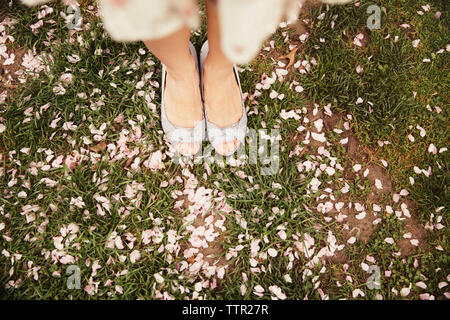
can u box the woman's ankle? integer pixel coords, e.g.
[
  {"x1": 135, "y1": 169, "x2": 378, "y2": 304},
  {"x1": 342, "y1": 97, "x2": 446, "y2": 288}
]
[
  {"x1": 165, "y1": 53, "x2": 198, "y2": 82},
  {"x1": 203, "y1": 55, "x2": 234, "y2": 79}
]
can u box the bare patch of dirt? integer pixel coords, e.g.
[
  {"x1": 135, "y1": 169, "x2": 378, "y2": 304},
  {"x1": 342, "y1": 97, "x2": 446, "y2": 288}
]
[
  {"x1": 351, "y1": 29, "x2": 371, "y2": 49},
  {"x1": 396, "y1": 200, "x2": 428, "y2": 257},
  {"x1": 290, "y1": 103, "x2": 429, "y2": 264},
  {"x1": 0, "y1": 8, "x2": 7, "y2": 26},
  {"x1": 175, "y1": 192, "x2": 229, "y2": 271},
  {"x1": 366, "y1": 164, "x2": 393, "y2": 200},
  {"x1": 0, "y1": 13, "x2": 26, "y2": 101},
  {"x1": 189, "y1": 213, "x2": 228, "y2": 269},
  {"x1": 293, "y1": 106, "x2": 383, "y2": 250},
  {"x1": 261, "y1": 0, "x2": 321, "y2": 78},
  {"x1": 0, "y1": 46, "x2": 26, "y2": 84},
  {"x1": 326, "y1": 249, "x2": 348, "y2": 264},
  {"x1": 343, "y1": 208, "x2": 378, "y2": 244},
  {"x1": 301, "y1": 0, "x2": 323, "y2": 13},
  {"x1": 346, "y1": 135, "x2": 369, "y2": 163}
]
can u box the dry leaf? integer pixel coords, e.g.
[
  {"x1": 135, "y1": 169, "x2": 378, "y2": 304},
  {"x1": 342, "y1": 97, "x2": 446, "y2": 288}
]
[
  {"x1": 90, "y1": 141, "x2": 107, "y2": 153},
  {"x1": 124, "y1": 156, "x2": 134, "y2": 168},
  {"x1": 278, "y1": 47, "x2": 298, "y2": 70}
]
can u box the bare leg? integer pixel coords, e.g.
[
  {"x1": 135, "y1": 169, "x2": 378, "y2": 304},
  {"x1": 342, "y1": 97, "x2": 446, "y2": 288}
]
[
  {"x1": 203, "y1": 0, "x2": 243, "y2": 155},
  {"x1": 143, "y1": 27, "x2": 203, "y2": 155}
]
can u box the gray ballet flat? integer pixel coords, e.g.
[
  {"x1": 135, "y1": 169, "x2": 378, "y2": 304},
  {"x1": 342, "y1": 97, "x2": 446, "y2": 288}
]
[
  {"x1": 161, "y1": 41, "x2": 205, "y2": 156},
  {"x1": 199, "y1": 40, "x2": 247, "y2": 157}
]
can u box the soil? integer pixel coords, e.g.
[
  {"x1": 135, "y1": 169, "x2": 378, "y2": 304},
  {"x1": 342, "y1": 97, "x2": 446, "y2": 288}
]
[
  {"x1": 175, "y1": 192, "x2": 229, "y2": 272},
  {"x1": 0, "y1": 11, "x2": 26, "y2": 100},
  {"x1": 291, "y1": 104, "x2": 428, "y2": 264}
]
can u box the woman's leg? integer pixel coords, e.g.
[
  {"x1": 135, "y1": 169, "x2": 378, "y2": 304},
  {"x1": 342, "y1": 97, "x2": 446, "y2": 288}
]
[
  {"x1": 203, "y1": 0, "x2": 243, "y2": 155},
  {"x1": 143, "y1": 26, "x2": 203, "y2": 155}
]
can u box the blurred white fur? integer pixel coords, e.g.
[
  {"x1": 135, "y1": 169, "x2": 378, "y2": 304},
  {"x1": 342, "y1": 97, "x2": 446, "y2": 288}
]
[{"x1": 20, "y1": 0, "x2": 353, "y2": 64}]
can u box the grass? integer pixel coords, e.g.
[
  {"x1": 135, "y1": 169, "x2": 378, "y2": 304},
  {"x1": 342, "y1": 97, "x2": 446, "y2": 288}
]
[{"x1": 0, "y1": 0, "x2": 448, "y2": 300}]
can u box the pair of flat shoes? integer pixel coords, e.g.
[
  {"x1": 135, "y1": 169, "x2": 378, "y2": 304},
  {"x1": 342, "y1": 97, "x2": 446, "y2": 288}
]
[{"x1": 160, "y1": 41, "x2": 247, "y2": 157}]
